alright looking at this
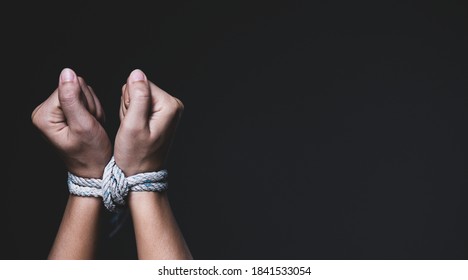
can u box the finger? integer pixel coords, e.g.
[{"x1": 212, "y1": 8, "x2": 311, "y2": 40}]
[
  {"x1": 119, "y1": 93, "x2": 125, "y2": 121},
  {"x1": 122, "y1": 83, "x2": 130, "y2": 110},
  {"x1": 120, "y1": 83, "x2": 129, "y2": 119},
  {"x1": 88, "y1": 85, "x2": 106, "y2": 123},
  {"x1": 148, "y1": 81, "x2": 179, "y2": 114},
  {"x1": 57, "y1": 68, "x2": 95, "y2": 131},
  {"x1": 31, "y1": 89, "x2": 62, "y2": 127},
  {"x1": 118, "y1": 84, "x2": 128, "y2": 121},
  {"x1": 78, "y1": 77, "x2": 97, "y2": 116},
  {"x1": 123, "y1": 69, "x2": 151, "y2": 130},
  {"x1": 31, "y1": 88, "x2": 58, "y2": 118}
]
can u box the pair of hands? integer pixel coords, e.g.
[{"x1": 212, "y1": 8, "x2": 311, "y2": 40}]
[
  {"x1": 32, "y1": 68, "x2": 184, "y2": 179},
  {"x1": 32, "y1": 68, "x2": 191, "y2": 259}
]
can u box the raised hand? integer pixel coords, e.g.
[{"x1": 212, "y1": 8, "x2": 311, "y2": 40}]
[
  {"x1": 114, "y1": 69, "x2": 191, "y2": 259},
  {"x1": 31, "y1": 68, "x2": 112, "y2": 178},
  {"x1": 114, "y1": 69, "x2": 184, "y2": 176}
]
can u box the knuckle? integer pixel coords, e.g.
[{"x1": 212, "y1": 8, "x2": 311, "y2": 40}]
[
  {"x1": 130, "y1": 86, "x2": 150, "y2": 100},
  {"x1": 174, "y1": 97, "x2": 185, "y2": 112},
  {"x1": 31, "y1": 106, "x2": 46, "y2": 128},
  {"x1": 59, "y1": 90, "x2": 79, "y2": 106},
  {"x1": 31, "y1": 109, "x2": 40, "y2": 126},
  {"x1": 165, "y1": 97, "x2": 184, "y2": 116},
  {"x1": 31, "y1": 113, "x2": 42, "y2": 128}
]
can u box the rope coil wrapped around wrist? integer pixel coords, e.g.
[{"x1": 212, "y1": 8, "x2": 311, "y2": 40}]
[{"x1": 67, "y1": 156, "x2": 168, "y2": 212}]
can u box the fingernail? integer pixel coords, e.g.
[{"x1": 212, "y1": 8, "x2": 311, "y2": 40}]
[
  {"x1": 60, "y1": 68, "x2": 76, "y2": 82},
  {"x1": 129, "y1": 69, "x2": 146, "y2": 83}
]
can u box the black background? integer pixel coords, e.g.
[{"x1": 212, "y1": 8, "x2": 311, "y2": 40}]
[{"x1": 4, "y1": 0, "x2": 468, "y2": 259}]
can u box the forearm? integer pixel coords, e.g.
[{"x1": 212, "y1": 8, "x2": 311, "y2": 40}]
[
  {"x1": 129, "y1": 192, "x2": 192, "y2": 259},
  {"x1": 48, "y1": 195, "x2": 101, "y2": 259}
]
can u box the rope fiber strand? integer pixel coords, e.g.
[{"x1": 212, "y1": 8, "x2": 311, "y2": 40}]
[{"x1": 67, "y1": 157, "x2": 168, "y2": 212}]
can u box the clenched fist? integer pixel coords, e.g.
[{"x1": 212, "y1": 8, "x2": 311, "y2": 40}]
[
  {"x1": 31, "y1": 68, "x2": 112, "y2": 178},
  {"x1": 114, "y1": 69, "x2": 184, "y2": 176}
]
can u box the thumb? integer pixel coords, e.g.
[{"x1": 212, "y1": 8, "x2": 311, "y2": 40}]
[
  {"x1": 122, "y1": 69, "x2": 151, "y2": 130},
  {"x1": 58, "y1": 68, "x2": 95, "y2": 131}
]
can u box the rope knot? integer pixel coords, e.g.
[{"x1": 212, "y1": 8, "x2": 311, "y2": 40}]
[{"x1": 68, "y1": 157, "x2": 169, "y2": 212}]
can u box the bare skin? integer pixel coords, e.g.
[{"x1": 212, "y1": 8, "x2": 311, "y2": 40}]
[
  {"x1": 32, "y1": 68, "x2": 111, "y2": 259},
  {"x1": 115, "y1": 69, "x2": 192, "y2": 259},
  {"x1": 32, "y1": 68, "x2": 192, "y2": 259}
]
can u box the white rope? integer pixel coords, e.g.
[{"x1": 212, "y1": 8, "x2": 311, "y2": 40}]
[{"x1": 68, "y1": 157, "x2": 168, "y2": 212}]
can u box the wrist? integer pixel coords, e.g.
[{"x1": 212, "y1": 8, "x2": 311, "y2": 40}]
[
  {"x1": 128, "y1": 191, "x2": 168, "y2": 208},
  {"x1": 114, "y1": 157, "x2": 164, "y2": 177},
  {"x1": 66, "y1": 153, "x2": 113, "y2": 178},
  {"x1": 67, "y1": 194, "x2": 103, "y2": 213},
  {"x1": 68, "y1": 166, "x2": 106, "y2": 178}
]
